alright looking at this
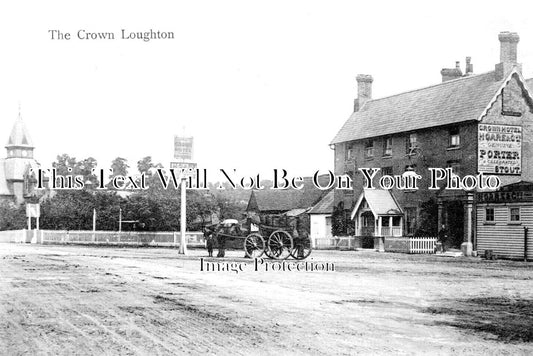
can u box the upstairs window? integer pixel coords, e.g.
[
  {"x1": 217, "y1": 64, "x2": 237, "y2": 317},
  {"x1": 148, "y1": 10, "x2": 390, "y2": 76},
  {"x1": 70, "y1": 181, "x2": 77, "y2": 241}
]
[
  {"x1": 446, "y1": 160, "x2": 461, "y2": 175},
  {"x1": 404, "y1": 164, "x2": 417, "y2": 173},
  {"x1": 345, "y1": 142, "x2": 354, "y2": 161},
  {"x1": 383, "y1": 137, "x2": 393, "y2": 156},
  {"x1": 406, "y1": 133, "x2": 418, "y2": 154},
  {"x1": 364, "y1": 140, "x2": 374, "y2": 159},
  {"x1": 449, "y1": 127, "x2": 460, "y2": 148},
  {"x1": 382, "y1": 166, "x2": 393, "y2": 176}
]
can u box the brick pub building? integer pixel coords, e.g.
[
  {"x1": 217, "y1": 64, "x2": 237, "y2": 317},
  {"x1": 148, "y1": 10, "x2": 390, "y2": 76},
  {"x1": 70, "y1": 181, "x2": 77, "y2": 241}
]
[{"x1": 331, "y1": 32, "x2": 533, "y2": 255}]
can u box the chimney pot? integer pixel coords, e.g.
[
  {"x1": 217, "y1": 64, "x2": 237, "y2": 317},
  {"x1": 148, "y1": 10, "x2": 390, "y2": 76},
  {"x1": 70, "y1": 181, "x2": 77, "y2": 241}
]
[
  {"x1": 499, "y1": 31, "x2": 520, "y2": 63},
  {"x1": 465, "y1": 57, "x2": 473, "y2": 75},
  {"x1": 440, "y1": 63, "x2": 462, "y2": 82}
]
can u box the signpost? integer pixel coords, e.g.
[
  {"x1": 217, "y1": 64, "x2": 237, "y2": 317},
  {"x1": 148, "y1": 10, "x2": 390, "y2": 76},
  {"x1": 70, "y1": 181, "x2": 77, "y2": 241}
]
[{"x1": 173, "y1": 135, "x2": 195, "y2": 255}]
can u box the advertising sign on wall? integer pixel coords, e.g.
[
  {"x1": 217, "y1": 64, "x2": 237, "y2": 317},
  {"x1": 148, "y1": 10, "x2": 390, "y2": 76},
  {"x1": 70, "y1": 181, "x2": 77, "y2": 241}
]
[{"x1": 478, "y1": 124, "x2": 521, "y2": 175}]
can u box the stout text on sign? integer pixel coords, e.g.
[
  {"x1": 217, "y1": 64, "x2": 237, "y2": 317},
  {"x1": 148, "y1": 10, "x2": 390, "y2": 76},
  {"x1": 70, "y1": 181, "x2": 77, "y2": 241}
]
[{"x1": 478, "y1": 123, "x2": 521, "y2": 175}]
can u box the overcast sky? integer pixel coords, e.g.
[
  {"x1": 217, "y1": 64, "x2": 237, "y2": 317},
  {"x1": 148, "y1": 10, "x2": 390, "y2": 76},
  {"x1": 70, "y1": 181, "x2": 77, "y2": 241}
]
[{"x1": 1, "y1": 0, "x2": 532, "y2": 181}]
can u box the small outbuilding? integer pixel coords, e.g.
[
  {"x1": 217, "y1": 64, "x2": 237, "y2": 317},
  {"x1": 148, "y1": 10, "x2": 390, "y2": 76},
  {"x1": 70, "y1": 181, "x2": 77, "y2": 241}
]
[
  {"x1": 308, "y1": 190, "x2": 334, "y2": 243},
  {"x1": 476, "y1": 181, "x2": 533, "y2": 260}
]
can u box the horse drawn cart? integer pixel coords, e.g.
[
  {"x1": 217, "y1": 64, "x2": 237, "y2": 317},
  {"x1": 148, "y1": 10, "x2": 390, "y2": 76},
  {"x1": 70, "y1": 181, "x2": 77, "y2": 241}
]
[{"x1": 204, "y1": 219, "x2": 312, "y2": 260}]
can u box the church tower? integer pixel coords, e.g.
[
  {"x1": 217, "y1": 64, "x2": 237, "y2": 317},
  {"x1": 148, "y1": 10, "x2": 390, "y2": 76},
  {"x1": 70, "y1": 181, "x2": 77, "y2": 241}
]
[
  {"x1": 6, "y1": 110, "x2": 34, "y2": 160},
  {"x1": 0, "y1": 109, "x2": 40, "y2": 205}
]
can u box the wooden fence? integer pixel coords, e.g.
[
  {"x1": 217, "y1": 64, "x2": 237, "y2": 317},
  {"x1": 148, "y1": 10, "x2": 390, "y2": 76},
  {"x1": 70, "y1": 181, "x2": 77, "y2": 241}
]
[
  {"x1": 1, "y1": 230, "x2": 205, "y2": 247},
  {"x1": 314, "y1": 236, "x2": 437, "y2": 254},
  {"x1": 407, "y1": 236, "x2": 437, "y2": 254}
]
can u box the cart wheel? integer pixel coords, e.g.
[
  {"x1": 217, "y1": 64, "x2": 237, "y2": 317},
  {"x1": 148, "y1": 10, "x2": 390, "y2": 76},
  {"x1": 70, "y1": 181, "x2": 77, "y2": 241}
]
[
  {"x1": 263, "y1": 246, "x2": 275, "y2": 259},
  {"x1": 289, "y1": 236, "x2": 312, "y2": 260},
  {"x1": 267, "y1": 230, "x2": 293, "y2": 260},
  {"x1": 244, "y1": 233, "x2": 265, "y2": 258}
]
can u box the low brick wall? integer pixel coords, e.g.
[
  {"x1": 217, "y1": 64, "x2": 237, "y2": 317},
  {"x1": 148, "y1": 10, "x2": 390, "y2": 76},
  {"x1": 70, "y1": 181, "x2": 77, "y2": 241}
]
[
  {"x1": 384, "y1": 236, "x2": 410, "y2": 253},
  {"x1": 313, "y1": 236, "x2": 362, "y2": 250}
]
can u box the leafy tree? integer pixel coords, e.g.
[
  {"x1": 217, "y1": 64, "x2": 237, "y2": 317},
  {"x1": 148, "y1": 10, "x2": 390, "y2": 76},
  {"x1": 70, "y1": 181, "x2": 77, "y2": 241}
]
[
  {"x1": 40, "y1": 190, "x2": 95, "y2": 230},
  {"x1": 137, "y1": 156, "x2": 154, "y2": 176},
  {"x1": 331, "y1": 202, "x2": 348, "y2": 236},
  {"x1": 215, "y1": 195, "x2": 245, "y2": 220},
  {"x1": 110, "y1": 157, "x2": 129, "y2": 177},
  {"x1": 51, "y1": 154, "x2": 98, "y2": 186},
  {"x1": 414, "y1": 198, "x2": 438, "y2": 236},
  {"x1": 52, "y1": 154, "x2": 78, "y2": 176},
  {"x1": 0, "y1": 201, "x2": 26, "y2": 230},
  {"x1": 107, "y1": 157, "x2": 130, "y2": 189}
]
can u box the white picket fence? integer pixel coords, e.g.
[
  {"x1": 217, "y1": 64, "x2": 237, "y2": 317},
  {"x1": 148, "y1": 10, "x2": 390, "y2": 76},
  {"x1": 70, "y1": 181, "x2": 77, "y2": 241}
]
[
  {"x1": 408, "y1": 236, "x2": 437, "y2": 254},
  {"x1": 313, "y1": 236, "x2": 437, "y2": 254},
  {"x1": 37, "y1": 230, "x2": 205, "y2": 247}
]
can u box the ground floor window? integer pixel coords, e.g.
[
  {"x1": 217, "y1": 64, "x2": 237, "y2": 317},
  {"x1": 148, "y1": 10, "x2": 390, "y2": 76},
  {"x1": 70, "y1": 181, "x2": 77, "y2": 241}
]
[
  {"x1": 485, "y1": 207, "x2": 494, "y2": 222},
  {"x1": 509, "y1": 207, "x2": 520, "y2": 222}
]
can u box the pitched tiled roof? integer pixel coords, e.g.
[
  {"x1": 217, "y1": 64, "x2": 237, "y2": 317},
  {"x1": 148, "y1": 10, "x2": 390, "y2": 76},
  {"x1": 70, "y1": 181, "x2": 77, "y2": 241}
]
[
  {"x1": 308, "y1": 189, "x2": 334, "y2": 214},
  {"x1": 248, "y1": 176, "x2": 331, "y2": 212},
  {"x1": 331, "y1": 71, "x2": 506, "y2": 144},
  {"x1": 351, "y1": 189, "x2": 402, "y2": 219}
]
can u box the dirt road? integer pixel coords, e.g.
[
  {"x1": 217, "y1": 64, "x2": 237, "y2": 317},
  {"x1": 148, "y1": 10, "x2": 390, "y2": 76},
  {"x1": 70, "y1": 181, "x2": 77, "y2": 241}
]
[{"x1": 0, "y1": 244, "x2": 532, "y2": 355}]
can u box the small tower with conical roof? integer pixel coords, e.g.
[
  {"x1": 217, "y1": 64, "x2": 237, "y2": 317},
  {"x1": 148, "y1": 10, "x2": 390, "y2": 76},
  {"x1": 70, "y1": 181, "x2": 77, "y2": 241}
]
[
  {"x1": 0, "y1": 108, "x2": 41, "y2": 206},
  {"x1": 6, "y1": 108, "x2": 34, "y2": 160}
]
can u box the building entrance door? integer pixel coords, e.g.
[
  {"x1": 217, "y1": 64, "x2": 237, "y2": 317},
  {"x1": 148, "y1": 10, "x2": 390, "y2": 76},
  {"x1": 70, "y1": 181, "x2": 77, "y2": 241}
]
[
  {"x1": 445, "y1": 201, "x2": 464, "y2": 249},
  {"x1": 361, "y1": 211, "x2": 375, "y2": 248}
]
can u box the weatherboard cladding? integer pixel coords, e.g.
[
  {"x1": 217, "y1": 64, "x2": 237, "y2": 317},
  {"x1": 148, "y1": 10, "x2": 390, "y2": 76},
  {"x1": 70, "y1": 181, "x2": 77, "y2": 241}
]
[
  {"x1": 331, "y1": 71, "x2": 507, "y2": 144},
  {"x1": 476, "y1": 203, "x2": 533, "y2": 260}
]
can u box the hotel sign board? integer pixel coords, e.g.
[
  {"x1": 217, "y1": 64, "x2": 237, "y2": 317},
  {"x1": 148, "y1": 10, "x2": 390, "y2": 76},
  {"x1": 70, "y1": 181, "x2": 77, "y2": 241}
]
[
  {"x1": 476, "y1": 190, "x2": 533, "y2": 204},
  {"x1": 174, "y1": 136, "x2": 193, "y2": 161},
  {"x1": 478, "y1": 124, "x2": 521, "y2": 175}
]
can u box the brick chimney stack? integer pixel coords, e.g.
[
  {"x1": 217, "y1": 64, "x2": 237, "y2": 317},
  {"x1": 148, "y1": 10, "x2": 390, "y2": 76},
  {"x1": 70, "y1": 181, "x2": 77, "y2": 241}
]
[
  {"x1": 495, "y1": 31, "x2": 522, "y2": 80},
  {"x1": 354, "y1": 74, "x2": 373, "y2": 112},
  {"x1": 440, "y1": 61, "x2": 462, "y2": 82},
  {"x1": 465, "y1": 57, "x2": 473, "y2": 75}
]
